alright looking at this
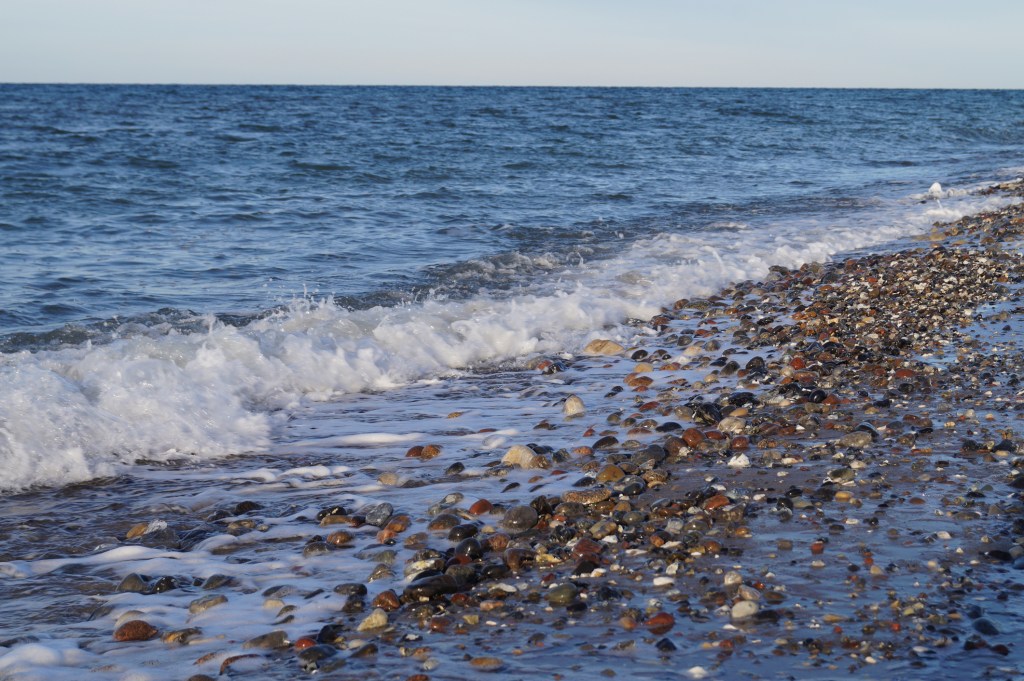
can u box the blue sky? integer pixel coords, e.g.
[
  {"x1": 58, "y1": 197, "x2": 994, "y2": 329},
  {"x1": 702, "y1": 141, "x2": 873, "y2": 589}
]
[{"x1": 2, "y1": 0, "x2": 1021, "y2": 87}]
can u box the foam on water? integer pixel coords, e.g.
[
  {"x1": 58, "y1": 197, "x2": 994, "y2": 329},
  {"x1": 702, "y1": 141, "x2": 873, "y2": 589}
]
[{"x1": 0, "y1": 186, "x2": 1013, "y2": 492}]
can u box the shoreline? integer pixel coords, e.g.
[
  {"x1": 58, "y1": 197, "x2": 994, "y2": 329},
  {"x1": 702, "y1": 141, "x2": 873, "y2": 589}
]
[{"x1": 3, "y1": 182, "x2": 1024, "y2": 679}]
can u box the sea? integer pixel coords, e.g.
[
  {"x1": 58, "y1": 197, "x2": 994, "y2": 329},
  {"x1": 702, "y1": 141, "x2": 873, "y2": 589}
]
[{"x1": 1, "y1": 86, "x2": 1023, "y2": 679}]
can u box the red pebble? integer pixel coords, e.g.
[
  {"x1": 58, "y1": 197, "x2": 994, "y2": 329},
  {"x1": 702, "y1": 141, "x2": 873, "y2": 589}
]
[
  {"x1": 644, "y1": 611, "x2": 675, "y2": 635},
  {"x1": 294, "y1": 637, "x2": 316, "y2": 651}
]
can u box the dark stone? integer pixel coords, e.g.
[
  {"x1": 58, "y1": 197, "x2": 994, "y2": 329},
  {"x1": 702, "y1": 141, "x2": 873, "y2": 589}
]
[
  {"x1": 149, "y1": 576, "x2": 178, "y2": 594},
  {"x1": 316, "y1": 505, "x2": 347, "y2": 521},
  {"x1": 233, "y1": 500, "x2": 262, "y2": 515},
  {"x1": 333, "y1": 582, "x2": 368, "y2": 596},
  {"x1": 363, "y1": 503, "x2": 394, "y2": 528},
  {"x1": 402, "y1": 574, "x2": 465, "y2": 601},
  {"x1": 116, "y1": 573, "x2": 149, "y2": 593},
  {"x1": 448, "y1": 524, "x2": 479, "y2": 541},
  {"x1": 454, "y1": 537, "x2": 484, "y2": 560}
]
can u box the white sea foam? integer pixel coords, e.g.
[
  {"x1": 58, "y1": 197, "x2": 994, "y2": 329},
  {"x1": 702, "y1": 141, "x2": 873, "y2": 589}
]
[{"x1": 0, "y1": 186, "x2": 1014, "y2": 492}]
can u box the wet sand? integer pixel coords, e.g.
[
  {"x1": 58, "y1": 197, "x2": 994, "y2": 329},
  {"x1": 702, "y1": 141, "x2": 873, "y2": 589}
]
[{"x1": 3, "y1": 182, "x2": 1024, "y2": 680}]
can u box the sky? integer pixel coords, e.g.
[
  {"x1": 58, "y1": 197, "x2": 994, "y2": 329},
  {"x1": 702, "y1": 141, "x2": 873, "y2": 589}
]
[{"x1": 1, "y1": 0, "x2": 1022, "y2": 88}]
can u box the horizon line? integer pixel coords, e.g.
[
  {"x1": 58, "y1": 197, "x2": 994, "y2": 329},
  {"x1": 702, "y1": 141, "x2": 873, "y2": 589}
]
[{"x1": 2, "y1": 81, "x2": 1023, "y2": 91}]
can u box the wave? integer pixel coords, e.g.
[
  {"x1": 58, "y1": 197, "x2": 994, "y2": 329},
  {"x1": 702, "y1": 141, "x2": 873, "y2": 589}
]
[{"x1": 0, "y1": 185, "x2": 1014, "y2": 492}]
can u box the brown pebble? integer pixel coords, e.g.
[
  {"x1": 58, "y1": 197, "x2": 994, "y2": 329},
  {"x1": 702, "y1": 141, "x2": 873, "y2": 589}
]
[
  {"x1": 644, "y1": 611, "x2": 675, "y2": 635},
  {"x1": 486, "y1": 533, "x2": 511, "y2": 552},
  {"x1": 469, "y1": 656, "x2": 505, "y2": 671},
  {"x1": 372, "y1": 589, "x2": 401, "y2": 611},
  {"x1": 326, "y1": 530, "x2": 354, "y2": 547},
  {"x1": 294, "y1": 637, "x2": 316, "y2": 650},
  {"x1": 125, "y1": 522, "x2": 150, "y2": 540},
  {"x1": 219, "y1": 654, "x2": 261, "y2": 675},
  {"x1": 561, "y1": 488, "x2": 612, "y2": 505},
  {"x1": 681, "y1": 428, "x2": 705, "y2": 447},
  {"x1": 702, "y1": 494, "x2": 730, "y2": 510},
  {"x1": 572, "y1": 537, "x2": 604, "y2": 559},
  {"x1": 469, "y1": 499, "x2": 494, "y2": 515},
  {"x1": 114, "y1": 620, "x2": 158, "y2": 642},
  {"x1": 810, "y1": 540, "x2": 826, "y2": 555}
]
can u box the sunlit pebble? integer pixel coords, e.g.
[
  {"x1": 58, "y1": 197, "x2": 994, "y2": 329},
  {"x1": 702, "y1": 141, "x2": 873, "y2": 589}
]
[
  {"x1": 469, "y1": 499, "x2": 493, "y2": 515},
  {"x1": 113, "y1": 620, "x2": 158, "y2": 642},
  {"x1": 644, "y1": 611, "x2": 675, "y2": 635},
  {"x1": 294, "y1": 637, "x2": 316, "y2": 651},
  {"x1": 563, "y1": 394, "x2": 586, "y2": 417}
]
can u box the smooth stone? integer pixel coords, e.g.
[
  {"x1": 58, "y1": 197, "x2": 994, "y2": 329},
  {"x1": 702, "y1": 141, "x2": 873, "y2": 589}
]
[
  {"x1": 838, "y1": 431, "x2": 873, "y2": 449},
  {"x1": 333, "y1": 583, "x2": 367, "y2": 596},
  {"x1": 243, "y1": 630, "x2": 289, "y2": 649},
  {"x1": 584, "y1": 339, "x2": 625, "y2": 356},
  {"x1": 502, "y1": 445, "x2": 548, "y2": 469},
  {"x1": 356, "y1": 608, "x2": 388, "y2": 632},
  {"x1": 595, "y1": 464, "x2": 625, "y2": 483},
  {"x1": 563, "y1": 395, "x2": 586, "y2": 417},
  {"x1": 113, "y1": 620, "x2": 158, "y2": 642},
  {"x1": 201, "y1": 574, "x2": 234, "y2": 590},
  {"x1": 973, "y1": 618, "x2": 1000, "y2": 636},
  {"x1": 427, "y1": 513, "x2": 461, "y2": 531},
  {"x1": 188, "y1": 594, "x2": 227, "y2": 615},
  {"x1": 403, "y1": 574, "x2": 464, "y2": 601},
  {"x1": 718, "y1": 416, "x2": 746, "y2": 434},
  {"x1": 303, "y1": 541, "x2": 331, "y2": 558},
  {"x1": 500, "y1": 505, "x2": 539, "y2": 533},
  {"x1": 116, "y1": 573, "x2": 149, "y2": 593},
  {"x1": 561, "y1": 488, "x2": 612, "y2": 505},
  {"x1": 363, "y1": 503, "x2": 394, "y2": 527},
  {"x1": 731, "y1": 600, "x2": 760, "y2": 620},
  {"x1": 448, "y1": 523, "x2": 479, "y2": 541},
  {"x1": 163, "y1": 627, "x2": 203, "y2": 645},
  {"x1": 545, "y1": 582, "x2": 578, "y2": 606}
]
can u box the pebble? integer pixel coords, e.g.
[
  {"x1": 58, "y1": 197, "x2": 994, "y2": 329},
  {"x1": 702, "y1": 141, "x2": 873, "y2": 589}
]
[
  {"x1": 243, "y1": 630, "x2": 289, "y2": 649},
  {"x1": 563, "y1": 395, "x2": 586, "y2": 417},
  {"x1": 584, "y1": 339, "x2": 625, "y2": 355},
  {"x1": 502, "y1": 445, "x2": 549, "y2": 469},
  {"x1": 838, "y1": 431, "x2": 873, "y2": 448},
  {"x1": 113, "y1": 620, "x2": 158, "y2": 642},
  {"x1": 469, "y1": 656, "x2": 505, "y2": 671},
  {"x1": 500, "y1": 505, "x2": 539, "y2": 533},
  {"x1": 163, "y1": 627, "x2": 202, "y2": 645},
  {"x1": 562, "y1": 488, "x2": 612, "y2": 505},
  {"x1": 731, "y1": 600, "x2": 759, "y2": 620},
  {"x1": 357, "y1": 608, "x2": 389, "y2": 632},
  {"x1": 364, "y1": 503, "x2": 394, "y2": 527},
  {"x1": 116, "y1": 573, "x2": 149, "y2": 593},
  {"x1": 545, "y1": 582, "x2": 578, "y2": 606},
  {"x1": 188, "y1": 594, "x2": 227, "y2": 615}
]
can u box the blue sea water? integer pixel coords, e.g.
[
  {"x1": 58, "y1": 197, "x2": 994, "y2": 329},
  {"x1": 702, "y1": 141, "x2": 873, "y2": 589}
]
[{"x1": 1, "y1": 85, "x2": 1023, "y2": 490}]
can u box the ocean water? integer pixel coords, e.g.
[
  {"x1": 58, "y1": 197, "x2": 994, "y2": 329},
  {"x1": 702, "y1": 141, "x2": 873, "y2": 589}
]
[{"x1": 1, "y1": 85, "x2": 1023, "y2": 491}]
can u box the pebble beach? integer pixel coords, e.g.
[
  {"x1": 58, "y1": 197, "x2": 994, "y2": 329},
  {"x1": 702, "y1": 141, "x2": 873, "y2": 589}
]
[{"x1": 4, "y1": 181, "x2": 1024, "y2": 680}]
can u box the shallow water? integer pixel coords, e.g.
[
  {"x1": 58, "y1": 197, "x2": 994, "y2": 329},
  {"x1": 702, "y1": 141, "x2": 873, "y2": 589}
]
[{"x1": 2, "y1": 87, "x2": 1024, "y2": 679}]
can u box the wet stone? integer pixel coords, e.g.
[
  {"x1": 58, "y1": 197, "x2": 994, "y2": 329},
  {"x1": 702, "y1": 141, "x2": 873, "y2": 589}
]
[
  {"x1": 562, "y1": 488, "x2": 612, "y2": 505},
  {"x1": 838, "y1": 431, "x2": 873, "y2": 449},
  {"x1": 501, "y1": 505, "x2": 539, "y2": 533},
  {"x1": 363, "y1": 503, "x2": 394, "y2": 527},
  {"x1": 333, "y1": 582, "x2": 367, "y2": 596},
  {"x1": 546, "y1": 582, "x2": 578, "y2": 606},
  {"x1": 116, "y1": 573, "x2": 149, "y2": 593},
  {"x1": 113, "y1": 620, "x2": 158, "y2": 642},
  {"x1": 243, "y1": 630, "x2": 289, "y2": 649},
  {"x1": 188, "y1": 594, "x2": 227, "y2": 615},
  {"x1": 200, "y1": 573, "x2": 234, "y2": 590},
  {"x1": 448, "y1": 523, "x2": 479, "y2": 541},
  {"x1": 303, "y1": 541, "x2": 331, "y2": 558}
]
